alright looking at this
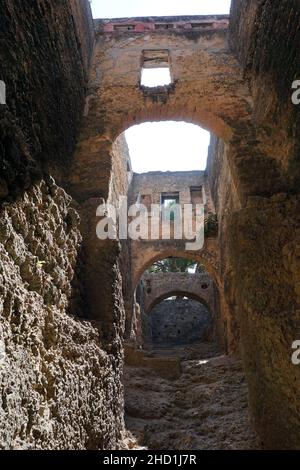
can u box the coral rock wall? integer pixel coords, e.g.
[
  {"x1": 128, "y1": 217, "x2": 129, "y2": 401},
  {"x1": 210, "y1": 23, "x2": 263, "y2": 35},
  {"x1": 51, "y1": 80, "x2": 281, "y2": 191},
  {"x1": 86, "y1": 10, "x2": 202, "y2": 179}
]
[
  {"x1": 206, "y1": 0, "x2": 300, "y2": 449},
  {"x1": 0, "y1": 181, "x2": 123, "y2": 449},
  {"x1": 0, "y1": 0, "x2": 125, "y2": 449}
]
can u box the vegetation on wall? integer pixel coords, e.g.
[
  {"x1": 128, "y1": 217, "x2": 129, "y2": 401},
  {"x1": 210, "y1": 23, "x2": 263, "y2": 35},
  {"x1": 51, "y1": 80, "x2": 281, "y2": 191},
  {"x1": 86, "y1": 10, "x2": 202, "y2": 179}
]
[{"x1": 148, "y1": 257, "x2": 197, "y2": 273}]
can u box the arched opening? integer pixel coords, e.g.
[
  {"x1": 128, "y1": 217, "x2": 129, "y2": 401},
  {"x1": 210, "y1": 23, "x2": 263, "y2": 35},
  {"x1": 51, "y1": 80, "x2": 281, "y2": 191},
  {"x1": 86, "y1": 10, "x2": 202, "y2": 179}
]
[
  {"x1": 66, "y1": 14, "x2": 270, "y2": 450},
  {"x1": 3, "y1": 0, "x2": 299, "y2": 452},
  {"x1": 110, "y1": 118, "x2": 226, "y2": 349},
  {"x1": 125, "y1": 121, "x2": 210, "y2": 173},
  {"x1": 132, "y1": 255, "x2": 224, "y2": 350}
]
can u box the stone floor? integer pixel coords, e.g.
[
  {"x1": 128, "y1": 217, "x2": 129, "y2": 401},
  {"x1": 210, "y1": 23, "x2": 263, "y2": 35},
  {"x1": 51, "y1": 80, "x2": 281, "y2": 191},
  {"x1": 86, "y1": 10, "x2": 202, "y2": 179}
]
[{"x1": 122, "y1": 342, "x2": 260, "y2": 450}]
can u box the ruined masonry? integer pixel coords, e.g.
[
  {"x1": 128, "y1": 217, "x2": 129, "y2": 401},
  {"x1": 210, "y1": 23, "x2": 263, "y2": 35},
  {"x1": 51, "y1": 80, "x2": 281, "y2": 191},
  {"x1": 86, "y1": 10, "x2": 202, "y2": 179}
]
[{"x1": 0, "y1": 0, "x2": 300, "y2": 450}]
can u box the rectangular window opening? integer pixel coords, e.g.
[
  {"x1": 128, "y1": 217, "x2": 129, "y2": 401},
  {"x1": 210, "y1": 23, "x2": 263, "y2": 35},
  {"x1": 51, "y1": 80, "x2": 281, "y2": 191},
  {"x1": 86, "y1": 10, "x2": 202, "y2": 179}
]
[
  {"x1": 141, "y1": 194, "x2": 152, "y2": 210},
  {"x1": 161, "y1": 193, "x2": 180, "y2": 221},
  {"x1": 114, "y1": 24, "x2": 134, "y2": 31},
  {"x1": 190, "y1": 186, "x2": 203, "y2": 205},
  {"x1": 191, "y1": 22, "x2": 214, "y2": 29},
  {"x1": 161, "y1": 193, "x2": 180, "y2": 205},
  {"x1": 155, "y1": 24, "x2": 174, "y2": 30},
  {"x1": 141, "y1": 67, "x2": 172, "y2": 87}
]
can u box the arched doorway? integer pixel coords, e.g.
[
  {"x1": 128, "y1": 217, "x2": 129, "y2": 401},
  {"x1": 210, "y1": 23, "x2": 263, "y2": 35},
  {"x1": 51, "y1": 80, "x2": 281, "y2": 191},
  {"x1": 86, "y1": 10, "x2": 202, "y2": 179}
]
[{"x1": 132, "y1": 256, "x2": 224, "y2": 349}]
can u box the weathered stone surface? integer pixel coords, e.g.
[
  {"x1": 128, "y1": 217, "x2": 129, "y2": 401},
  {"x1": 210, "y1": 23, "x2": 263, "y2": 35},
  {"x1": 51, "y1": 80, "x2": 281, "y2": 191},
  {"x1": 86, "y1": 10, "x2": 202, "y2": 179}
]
[
  {"x1": 142, "y1": 272, "x2": 215, "y2": 314},
  {"x1": 124, "y1": 344, "x2": 181, "y2": 381},
  {"x1": 226, "y1": 197, "x2": 300, "y2": 449},
  {"x1": 124, "y1": 343, "x2": 259, "y2": 449},
  {"x1": 0, "y1": 0, "x2": 125, "y2": 450},
  {"x1": 0, "y1": 181, "x2": 124, "y2": 449},
  {"x1": 148, "y1": 298, "x2": 212, "y2": 345},
  {"x1": 0, "y1": 0, "x2": 94, "y2": 199},
  {"x1": 204, "y1": 0, "x2": 300, "y2": 449},
  {"x1": 1, "y1": 0, "x2": 300, "y2": 451}
]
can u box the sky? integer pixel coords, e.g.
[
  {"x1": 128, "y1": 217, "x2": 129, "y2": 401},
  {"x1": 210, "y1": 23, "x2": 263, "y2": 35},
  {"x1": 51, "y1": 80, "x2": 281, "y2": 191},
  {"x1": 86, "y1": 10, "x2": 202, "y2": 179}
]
[
  {"x1": 141, "y1": 68, "x2": 171, "y2": 87},
  {"x1": 126, "y1": 122, "x2": 210, "y2": 173},
  {"x1": 91, "y1": 0, "x2": 231, "y2": 19},
  {"x1": 91, "y1": 0, "x2": 230, "y2": 173}
]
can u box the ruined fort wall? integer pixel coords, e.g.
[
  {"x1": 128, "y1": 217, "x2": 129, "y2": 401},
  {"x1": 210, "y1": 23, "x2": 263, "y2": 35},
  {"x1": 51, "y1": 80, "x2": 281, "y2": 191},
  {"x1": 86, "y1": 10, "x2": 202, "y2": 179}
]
[
  {"x1": 0, "y1": 0, "x2": 94, "y2": 193},
  {"x1": 0, "y1": 0, "x2": 125, "y2": 449},
  {"x1": 0, "y1": 180, "x2": 124, "y2": 449},
  {"x1": 207, "y1": 0, "x2": 300, "y2": 449},
  {"x1": 148, "y1": 299, "x2": 212, "y2": 345},
  {"x1": 130, "y1": 171, "x2": 205, "y2": 205}
]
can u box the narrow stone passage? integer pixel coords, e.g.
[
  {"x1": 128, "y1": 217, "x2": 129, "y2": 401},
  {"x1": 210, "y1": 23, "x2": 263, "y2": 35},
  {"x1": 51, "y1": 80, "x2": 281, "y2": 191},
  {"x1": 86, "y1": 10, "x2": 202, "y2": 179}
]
[{"x1": 123, "y1": 343, "x2": 260, "y2": 450}]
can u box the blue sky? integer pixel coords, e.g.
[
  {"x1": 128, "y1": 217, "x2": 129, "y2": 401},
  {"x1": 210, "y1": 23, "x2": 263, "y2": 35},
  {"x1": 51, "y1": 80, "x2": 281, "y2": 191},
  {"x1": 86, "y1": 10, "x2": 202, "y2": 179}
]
[{"x1": 91, "y1": 0, "x2": 230, "y2": 173}]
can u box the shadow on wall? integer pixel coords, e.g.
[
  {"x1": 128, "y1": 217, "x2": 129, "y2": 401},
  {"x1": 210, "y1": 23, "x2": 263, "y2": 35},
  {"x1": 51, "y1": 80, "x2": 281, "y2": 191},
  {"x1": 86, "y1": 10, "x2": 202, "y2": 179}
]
[{"x1": 145, "y1": 297, "x2": 213, "y2": 345}]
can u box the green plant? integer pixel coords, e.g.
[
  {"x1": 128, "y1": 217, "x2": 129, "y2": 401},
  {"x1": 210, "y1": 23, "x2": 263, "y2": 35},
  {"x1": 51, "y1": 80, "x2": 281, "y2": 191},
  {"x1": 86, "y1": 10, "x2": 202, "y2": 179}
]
[
  {"x1": 204, "y1": 213, "x2": 218, "y2": 237},
  {"x1": 148, "y1": 257, "x2": 196, "y2": 273}
]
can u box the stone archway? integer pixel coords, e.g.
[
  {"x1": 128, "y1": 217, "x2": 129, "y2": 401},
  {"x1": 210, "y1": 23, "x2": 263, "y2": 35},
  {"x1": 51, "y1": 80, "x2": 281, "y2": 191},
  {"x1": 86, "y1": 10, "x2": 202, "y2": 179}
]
[
  {"x1": 145, "y1": 292, "x2": 214, "y2": 346},
  {"x1": 131, "y1": 238, "x2": 220, "y2": 289},
  {"x1": 66, "y1": 16, "x2": 286, "y2": 205},
  {"x1": 61, "y1": 13, "x2": 300, "y2": 449},
  {"x1": 64, "y1": 16, "x2": 287, "y2": 347},
  {"x1": 129, "y1": 241, "x2": 229, "y2": 348},
  {"x1": 142, "y1": 272, "x2": 215, "y2": 315}
]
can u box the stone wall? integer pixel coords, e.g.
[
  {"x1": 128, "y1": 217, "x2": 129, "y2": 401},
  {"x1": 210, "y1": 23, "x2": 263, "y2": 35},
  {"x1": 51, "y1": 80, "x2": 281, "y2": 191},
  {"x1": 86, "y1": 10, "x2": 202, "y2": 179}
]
[
  {"x1": 96, "y1": 15, "x2": 229, "y2": 34},
  {"x1": 0, "y1": 0, "x2": 94, "y2": 196},
  {"x1": 147, "y1": 298, "x2": 212, "y2": 345},
  {"x1": 130, "y1": 171, "x2": 207, "y2": 206},
  {"x1": 0, "y1": 181, "x2": 123, "y2": 449},
  {"x1": 142, "y1": 272, "x2": 215, "y2": 314},
  {"x1": 140, "y1": 272, "x2": 217, "y2": 346},
  {"x1": 0, "y1": 0, "x2": 125, "y2": 450},
  {"x1": 229, "y1": 0, "x2": 300, "y2": 186},
  {"x1": 205, "y1": 0, "x2": 300, "y2": 449}
]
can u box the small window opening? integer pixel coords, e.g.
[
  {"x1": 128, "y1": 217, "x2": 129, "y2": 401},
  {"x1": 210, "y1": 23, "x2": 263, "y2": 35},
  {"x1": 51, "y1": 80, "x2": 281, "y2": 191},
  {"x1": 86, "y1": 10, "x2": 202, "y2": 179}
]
[
  {"x1": 141, "y1": 50, "x2": 172, "y2": 87},
  {"x1": 161, "y1": 192, "x2": 180, "y2": 221},
  {"x1": 161, "y1": 193, "x2": 180, "y2": 206},
  {"x1": 140, "y1": 194, "x2": 152, "y2": 210},
  {"x1": 191, "y1": 22, "x2": 214, "y2": 29},
  {"x1": 190, "y1": 186, "x2": 203, "y2": 205},
  {"x1": 141, "y1": 67, "x2": 172, "y2": 87},
  {"x1": 114, "y1": 24, "x2": 134, "y2": 31},
  {"x1": 155, "y1": 24, "x2": 174, "y2": 30}
]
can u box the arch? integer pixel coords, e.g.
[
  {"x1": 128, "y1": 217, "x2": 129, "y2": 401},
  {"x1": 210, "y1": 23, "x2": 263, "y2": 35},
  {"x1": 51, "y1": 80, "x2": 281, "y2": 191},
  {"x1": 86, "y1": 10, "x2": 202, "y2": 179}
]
[
  {"x1": 67, "y1": 24, "x2": 288, "y2": 204},
  {"x1": 146, "y1": 290, "x2": 211, "y2": 315},
  {"x1": 67, "y1": 18, "x2": 287, "y2": 205},
  {"x1": 146, "y1": 291, "x2": 214, "y2": 346},
  {"x1": 131, "y1": 238, "x2": 220, "y2": 290},
  {"x1": 142, "y1": 271, "x2": 215, "y2": 314}
]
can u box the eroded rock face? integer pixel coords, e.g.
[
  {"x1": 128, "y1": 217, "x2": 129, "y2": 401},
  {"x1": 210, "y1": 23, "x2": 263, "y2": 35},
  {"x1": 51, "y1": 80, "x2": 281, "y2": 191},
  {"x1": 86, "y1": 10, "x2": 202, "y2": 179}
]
[
  {"x1": 124, "y1": 343, "x2": 259, "y2": 450},
  {"x1": 0, "y1": 0, "x2": 126, "y2": 449},
  {"x1": 0, "y1": 181, "x2": 124, "y2": 449}
]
